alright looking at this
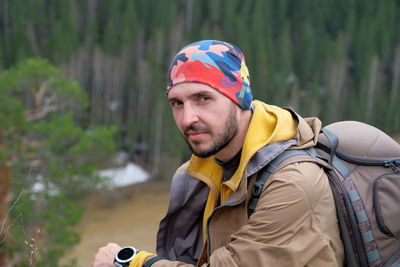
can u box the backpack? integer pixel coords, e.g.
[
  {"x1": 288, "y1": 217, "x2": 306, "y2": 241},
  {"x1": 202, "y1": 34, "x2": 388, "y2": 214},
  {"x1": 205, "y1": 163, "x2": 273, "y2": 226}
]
[{"x1": 248, "y1": 121, "x2": 400, "y2": 267}]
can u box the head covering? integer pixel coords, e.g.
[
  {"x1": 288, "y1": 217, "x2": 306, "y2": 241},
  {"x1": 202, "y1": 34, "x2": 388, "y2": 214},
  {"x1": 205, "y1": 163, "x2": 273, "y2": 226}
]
[{"x1": 167, "y1": 40, "x2": 253, "y2": 110}]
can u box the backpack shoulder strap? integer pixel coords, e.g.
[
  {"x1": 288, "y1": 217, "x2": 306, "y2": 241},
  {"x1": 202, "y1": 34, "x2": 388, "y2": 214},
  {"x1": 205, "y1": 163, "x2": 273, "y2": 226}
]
[{"x1": 248, "y1": 149, "x2": 321, "y2": 216}]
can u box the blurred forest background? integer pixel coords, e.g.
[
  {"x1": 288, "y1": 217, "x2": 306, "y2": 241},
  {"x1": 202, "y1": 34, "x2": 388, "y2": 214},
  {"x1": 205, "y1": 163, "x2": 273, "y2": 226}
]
[{"x1": 1, "y1": 0, "x2": 400, "y2": 266}]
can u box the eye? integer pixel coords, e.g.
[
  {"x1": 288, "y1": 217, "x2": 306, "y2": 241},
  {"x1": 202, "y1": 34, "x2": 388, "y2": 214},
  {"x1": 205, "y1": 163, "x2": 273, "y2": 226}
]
[
  {"x1": 170, "y1": 100, "x2": 183, "y2": 107},
  {"x1": 199, "y1": 95, "x2": 210, "y2": 102}
]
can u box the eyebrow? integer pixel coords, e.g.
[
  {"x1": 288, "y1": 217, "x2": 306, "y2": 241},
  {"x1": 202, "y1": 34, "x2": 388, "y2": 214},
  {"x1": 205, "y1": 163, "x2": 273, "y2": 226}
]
[
  {"x1": 193, "y1": 90, "x2": 215, "y2": 97},
  {"x1": 167, "y1": 96, "x2": 179, "y2": 103},
  {"x1": 168, "y1": 90, "x2": 215, "y2": 102}
]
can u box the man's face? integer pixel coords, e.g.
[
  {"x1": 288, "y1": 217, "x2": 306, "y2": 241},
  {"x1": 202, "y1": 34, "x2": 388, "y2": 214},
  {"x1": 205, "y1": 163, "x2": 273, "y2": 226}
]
[{"x1": 168, "y1": 83, "x2": 239, "y2": 158}]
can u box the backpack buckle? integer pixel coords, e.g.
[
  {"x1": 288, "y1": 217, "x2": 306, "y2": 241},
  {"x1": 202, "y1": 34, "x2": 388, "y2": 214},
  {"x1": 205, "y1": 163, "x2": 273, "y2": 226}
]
[{"x1": 252, "y1": 180, "x2": 264, "y2": 197}]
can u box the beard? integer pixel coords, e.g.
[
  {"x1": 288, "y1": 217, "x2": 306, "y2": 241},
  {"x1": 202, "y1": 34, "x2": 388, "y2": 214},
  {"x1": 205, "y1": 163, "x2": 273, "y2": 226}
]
[{"x1": 183, "y1": 104, "x2": 239, "y2": 158}]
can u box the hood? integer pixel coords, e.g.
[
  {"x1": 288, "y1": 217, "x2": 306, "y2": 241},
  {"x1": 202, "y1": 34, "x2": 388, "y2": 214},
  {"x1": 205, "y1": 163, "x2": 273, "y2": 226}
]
[{"x1": 285, "y1": 108, "x2": 322, "y2": 149}]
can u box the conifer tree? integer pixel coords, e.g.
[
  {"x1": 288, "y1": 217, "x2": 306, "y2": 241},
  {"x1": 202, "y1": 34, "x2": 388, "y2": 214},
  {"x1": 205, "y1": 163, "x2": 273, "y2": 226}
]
[{"x1": 0, "y1": 58, "x2": 117, "y2": 266}]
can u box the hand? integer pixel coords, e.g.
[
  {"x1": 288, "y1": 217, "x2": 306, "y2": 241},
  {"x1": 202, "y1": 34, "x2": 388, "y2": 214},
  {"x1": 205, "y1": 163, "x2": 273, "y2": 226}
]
[{"x1": 92, "y1": 242, "x2": 121, "y2": 267}]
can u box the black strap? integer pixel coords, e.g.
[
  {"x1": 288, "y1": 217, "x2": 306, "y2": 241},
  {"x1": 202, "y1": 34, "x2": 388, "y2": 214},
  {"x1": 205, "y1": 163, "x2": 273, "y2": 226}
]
[
  {"x1": 143, "y1": 256, "x2": 163, "y2": 267},
  {"x1": 248, "y1": 149, "x2": 311, "y2": 216},
  {"x1": 248, "y1": 168, "x2": 272, "y2": 216}
]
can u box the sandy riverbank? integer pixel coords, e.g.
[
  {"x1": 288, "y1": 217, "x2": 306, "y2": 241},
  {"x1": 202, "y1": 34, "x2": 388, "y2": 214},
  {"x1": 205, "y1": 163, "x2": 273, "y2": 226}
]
[{"x1": 65, "y1": 181, "x2": 170, "y2": 267}]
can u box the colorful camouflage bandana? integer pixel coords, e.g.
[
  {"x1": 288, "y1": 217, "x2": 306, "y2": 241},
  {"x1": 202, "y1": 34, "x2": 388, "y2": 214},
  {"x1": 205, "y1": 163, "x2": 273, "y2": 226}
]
[{"x1": 167, "y1": 40, "x2": 253, "y2": 110}]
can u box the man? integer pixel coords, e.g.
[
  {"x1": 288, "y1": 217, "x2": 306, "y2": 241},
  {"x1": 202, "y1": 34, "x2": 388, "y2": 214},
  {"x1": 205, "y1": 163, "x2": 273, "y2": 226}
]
[{"x1": 93, "y1": 40, "x2": 344, "y2": 267}]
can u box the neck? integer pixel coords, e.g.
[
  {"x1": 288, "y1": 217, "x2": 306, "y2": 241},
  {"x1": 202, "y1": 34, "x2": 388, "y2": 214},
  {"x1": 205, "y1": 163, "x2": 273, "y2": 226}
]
[
  {"x1": 215, "y1": 148, "x2": 242, "y2": 181},
  {"x1": 215, "y1": 109, "x2": 252, "y2": 162}
]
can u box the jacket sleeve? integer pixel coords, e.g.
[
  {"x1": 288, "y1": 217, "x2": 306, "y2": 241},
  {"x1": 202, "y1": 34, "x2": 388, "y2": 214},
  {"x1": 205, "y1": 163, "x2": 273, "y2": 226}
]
[{"x1": 152, "y1": 162, "x2": 342, "y2": 267}]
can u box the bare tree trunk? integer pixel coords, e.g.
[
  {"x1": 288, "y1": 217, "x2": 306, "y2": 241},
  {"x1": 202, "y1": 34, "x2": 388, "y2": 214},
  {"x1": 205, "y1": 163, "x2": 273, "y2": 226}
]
[
  {"x1": 61, "y1": 47, "x2": 91, "y2": 94},
  {"x1": 390, "y1": 46, "x2": 400, "y2": 128},
  {"x1": 326, "y1": 58, "x2": 348, "y2": 119},
  {"x1": 90, "y1": 47, "x2": 104, "y2": 124},
  {"x1": 365, "y1": 55, "x2": 380, "y2": 122},
  {"x1": 0, "y1": 128, "x2": 11, "y2": 266},
  {"x1": 168, "y1": 14, "x2": 185, "y2": 61},
  {"x1": 151, "y1": 99, "x2": 164, "y2": 178},
  {"x1": 85, "y1": 46, "x2": 129, "y2": 125},
  {"x1": 287, "y1": 73, "x2": 299, "y2": 111},
  {"x1": 185, "y1": 0, "x2": 194, "y2": 32},
  {"x1": 2, "y1": 0, "x2": 10, "y2": 66},
  {"x1": 83, "y1": 0, "x2": 97, "y2": 119},
  {"x1": 26, "y1": 23, "x2": 40, "y2": 56},
  {"x1": 119, "y1": 46, "x2": 131, "y2": 125},
  {"x1": 323, "y1": 34, "x2": 349, "y2": 121},
  {"x1": 135, "y1": 28, "x2": 151, "y2": 146}
]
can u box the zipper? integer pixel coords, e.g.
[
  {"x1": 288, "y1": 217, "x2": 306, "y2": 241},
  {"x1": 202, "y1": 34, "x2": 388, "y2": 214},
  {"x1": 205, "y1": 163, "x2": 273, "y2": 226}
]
[
  {"x1": 386, "y1": 161, "x2": 400, "y2": 174},
  {"x1": 317, "y1": 142, "x2": 400, "y2": 167},
  {"x1": 373, "y1": 172, "x2": 400, "y2": 236}
]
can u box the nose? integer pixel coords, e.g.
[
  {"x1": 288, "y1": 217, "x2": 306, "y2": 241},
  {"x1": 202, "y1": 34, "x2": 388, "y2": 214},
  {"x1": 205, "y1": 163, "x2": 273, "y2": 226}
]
[{"x1": 181, "y1": 104, "x2": 199, "y2": 129}]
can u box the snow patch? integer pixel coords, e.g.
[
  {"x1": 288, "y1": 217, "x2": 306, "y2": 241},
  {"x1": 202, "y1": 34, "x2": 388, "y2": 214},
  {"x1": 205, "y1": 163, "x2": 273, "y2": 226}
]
[{"x1": 98, "y1": 162, "x2": 150, "y2": 188}]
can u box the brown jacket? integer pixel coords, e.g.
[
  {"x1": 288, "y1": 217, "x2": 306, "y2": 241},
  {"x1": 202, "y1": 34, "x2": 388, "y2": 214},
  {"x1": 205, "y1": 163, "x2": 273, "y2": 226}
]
[{"x1": 154, "y1": 101, "x2": 344, "y2": 267}]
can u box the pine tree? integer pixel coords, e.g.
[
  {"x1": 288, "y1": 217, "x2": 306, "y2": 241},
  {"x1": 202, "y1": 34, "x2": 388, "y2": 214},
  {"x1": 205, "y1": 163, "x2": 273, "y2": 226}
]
[{"x1": 0, "y1": 58, "x2": 117, "y2": 266}]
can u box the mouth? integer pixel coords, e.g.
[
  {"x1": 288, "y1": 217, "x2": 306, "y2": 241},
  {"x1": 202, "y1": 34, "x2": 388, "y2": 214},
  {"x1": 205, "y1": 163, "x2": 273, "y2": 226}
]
[
  {"x1": 184, "y1": 126, "x2": 209, "y2": 142},
  {"x1": 186, "y1": 130, "x2": 206, "y2": 141}
]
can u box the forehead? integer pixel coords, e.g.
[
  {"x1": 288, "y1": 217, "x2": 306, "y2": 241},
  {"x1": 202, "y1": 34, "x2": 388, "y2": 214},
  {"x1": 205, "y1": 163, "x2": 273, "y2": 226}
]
[{"x1": 168, "y1": 82, "x2": 220, "y2": 98}]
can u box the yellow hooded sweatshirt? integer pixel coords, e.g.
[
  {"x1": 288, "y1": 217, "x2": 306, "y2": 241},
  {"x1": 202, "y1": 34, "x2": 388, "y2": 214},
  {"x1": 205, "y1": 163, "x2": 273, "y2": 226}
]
[{"x1": 185, "y1": 100, "x2": 298, "y2": 250}]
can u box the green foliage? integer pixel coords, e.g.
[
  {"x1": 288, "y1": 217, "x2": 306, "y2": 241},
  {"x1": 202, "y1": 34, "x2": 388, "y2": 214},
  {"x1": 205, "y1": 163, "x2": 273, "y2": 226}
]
[
  {"x1": 0, "y1": 0, "x2": 400, "y2": 186},
  {"x1": 0, "y1": 58, "x2": 117, "y2": 266}
]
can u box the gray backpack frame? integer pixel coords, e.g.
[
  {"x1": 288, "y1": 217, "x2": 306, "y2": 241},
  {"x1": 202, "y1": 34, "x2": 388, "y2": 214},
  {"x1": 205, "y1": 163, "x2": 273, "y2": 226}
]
[{"x1": 248, "y1": 121, "x2": 400, "y2": 267}]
